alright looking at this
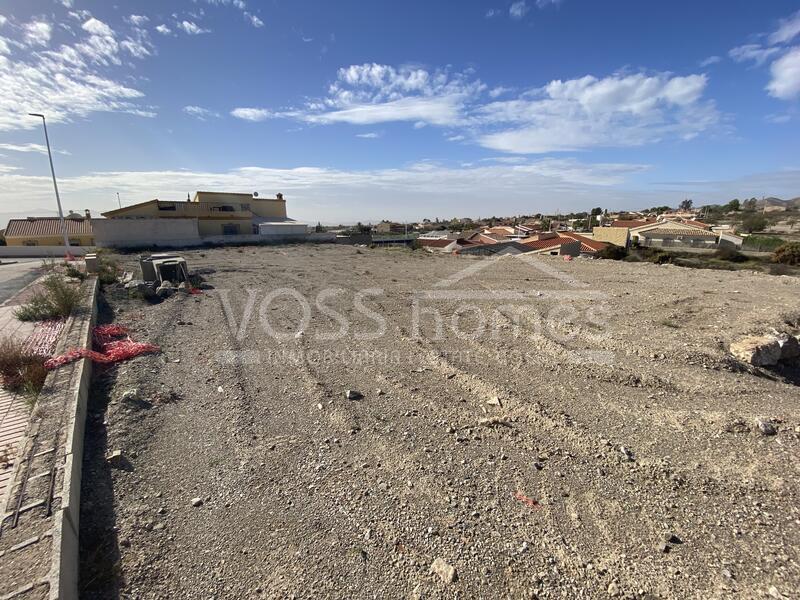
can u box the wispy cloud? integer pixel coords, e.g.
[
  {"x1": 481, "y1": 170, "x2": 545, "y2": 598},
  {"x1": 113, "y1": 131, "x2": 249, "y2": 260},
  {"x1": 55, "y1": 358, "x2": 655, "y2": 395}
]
[
  {"x1": 177, "y1": 21, "x2": 210, "y2": 35},
  {"x1": 509, "y1": 1, "x2": 530, "y2": 20},
  {"x1": 155, "y1": 24, "x2": 172, "y2": 35},
  {"x1": 728, "y1": 9, "x2": 800, "y2": 101},
  {"x1": 231, "y1": 107, "x2": 273, "y2": 121},
  {"x1": 729, "y1": 44, "x2": 780, "y2": 66},
  {"x1": 245, "y1": 13, "x2": 264, "y2": 28},
  {"x1": 699, "y1": 55, "x2": 721, "y2": 67},
  {"x1": 183, "y1": 105, "x2": 221, "y2": 120},
  {"x1": 0, "y1": 12, "x2": 155, "y2": 131},
  {"x1": 253, "y1": 63, "x2": 718, "y2": 154},
  {"x1": 291, "y1": 63, "x2": 485, "y2": 127},
  {"x1": 5, "y1": 159, "x2": 800, "y2": 223},
  {"x1": 0, "y1": 143, "x2": 70, "y2": 155},
  {"x1": 125, "y1": 15, "x2": 150, "y2": 27},
  {"x1": 23, "y1": 20, "x2": 53, "y2": 47},
  {"x1": 769, "y1": 9, "x2": 800, "y2": 45},
  {"x1": 477, "y1": 72, "x2": 717, "y2": 153},
  {"x1": 355, "y1": 132, "x2": 381, "y2": 138},
  {"x1": 767, "y1": 47, "x2": 800, "y2": 99}
]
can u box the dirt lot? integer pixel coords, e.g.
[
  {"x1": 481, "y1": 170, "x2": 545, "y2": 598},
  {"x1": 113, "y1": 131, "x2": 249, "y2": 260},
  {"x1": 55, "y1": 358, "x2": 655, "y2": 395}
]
[{"x1": 79, "y1": 244, "x2": 800, "y2": 599}]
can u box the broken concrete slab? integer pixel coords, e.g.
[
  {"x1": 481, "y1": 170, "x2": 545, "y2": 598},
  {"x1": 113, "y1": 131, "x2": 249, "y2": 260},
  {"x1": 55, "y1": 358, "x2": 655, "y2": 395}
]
[{"x1": 729, "y1": 336, "x2": 782, "y2": 367}]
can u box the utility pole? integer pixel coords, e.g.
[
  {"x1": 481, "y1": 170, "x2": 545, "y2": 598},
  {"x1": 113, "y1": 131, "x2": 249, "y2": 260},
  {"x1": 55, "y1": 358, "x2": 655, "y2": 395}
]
[
  {"x1": 28, "y1": 113, "x2": 70, "y2": 252},
  {"x1": 116, "y1": 192, "x2": 122, "y2": 209}
]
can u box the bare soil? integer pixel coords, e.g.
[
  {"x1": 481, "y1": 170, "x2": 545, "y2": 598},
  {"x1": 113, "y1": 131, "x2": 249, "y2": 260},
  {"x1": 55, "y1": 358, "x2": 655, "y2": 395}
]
[{"x1": 79, "y1": 244, "x2": 800, "y2": 599}]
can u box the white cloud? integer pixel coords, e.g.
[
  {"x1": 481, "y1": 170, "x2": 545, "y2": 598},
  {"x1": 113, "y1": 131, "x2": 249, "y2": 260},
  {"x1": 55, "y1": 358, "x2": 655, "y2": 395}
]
[
  {"x1": 125, "y1": 15, "x2": 150, "y2": 27},
  {"x1": 509, "y1": 1, "x2": 529, "y2": 20},
  {"x1": 82, "y1": 17, "x2": 114, "y2": 38},
  {"x1": 121, "y1": 38, "x2": 151, "y2": 59},
  {"x1": 729, "y1": 44, "x2": 780, "y2": 66},
  {"x1": 177, "y1": 21, "x2": 210, "y2": 35},
  {"x1": 536, "y1": 0, "x2": 563, "y2": 6},
  {"x1": 59, "y1": 0, "x2": 74, "y2": 7},
  {"x1": 699, "y1": 55, "x2": 721, "y2": 67},
  {"x1": 245, "y1": 13, "x2": 264, "y2": 28},
  {"x1": 769, "y1": 9, "x2": 800, "y2": 45},
  {"x1": 23, "y1": 20, "x2": 53, "y2": 47},
  {"x1": 183, "y1": 105, "x2": 221, "y2": 120},
  {"x1": 0, "y1": 12, "x2": 154, "y2": 132},
  {"x1": 0, "y1": 158, "x2": 653, "y2": 222},
  {"x1": 0, "y1": 15, "x2": 7, "y2": 27},
  {"x1": 0, "y1": 142, "x2": 69, "y2": 155},
  {"x1": 231, "y1": 107, "x2": 273, "y2": 121},
  {"x1": 488, "y1": 86, "x2": 512, "y2": 98},
  {"x1": 0, "y1": 37, "x2": 9, "y2": 55},
  {"x1": 355, "y1": 132, "x2": 380, "y2": 138},
  {"x1": 295, "y1": 63, "x2": 485, "y2": 127},
  {"x1": 155, "y1": 24, "x2": 172, "y2": 35},
  {"x1": 267, "y1": 63, "x2": 717, "y2": 153},
  {"x1": 477, "y1": 72, "x2": 716, "y2": 153},
  {"x1": 767, "y1": 46, "x2": 800, "y2": 99}
]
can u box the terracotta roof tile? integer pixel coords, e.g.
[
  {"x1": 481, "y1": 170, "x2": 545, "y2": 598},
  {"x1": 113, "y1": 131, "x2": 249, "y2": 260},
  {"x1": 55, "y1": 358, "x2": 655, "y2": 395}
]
[
  {"x1": 5, "y1": 217, "x2": 93, "y2": 238},
  {"x1": 557, "y1": 232, "x2": 608, "y2": 252}
]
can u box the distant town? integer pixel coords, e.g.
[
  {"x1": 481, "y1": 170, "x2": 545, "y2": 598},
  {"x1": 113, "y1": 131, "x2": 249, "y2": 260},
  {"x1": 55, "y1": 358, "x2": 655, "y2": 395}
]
[{"x1": 2, "y1": 193, "x2": 798, "y2": 273}]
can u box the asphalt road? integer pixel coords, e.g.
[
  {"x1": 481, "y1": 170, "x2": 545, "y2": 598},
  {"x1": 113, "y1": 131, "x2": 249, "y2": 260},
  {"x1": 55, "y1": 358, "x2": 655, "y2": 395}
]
[{"x1": 0, "y1": 259, "x2": 43, "y2": 305}]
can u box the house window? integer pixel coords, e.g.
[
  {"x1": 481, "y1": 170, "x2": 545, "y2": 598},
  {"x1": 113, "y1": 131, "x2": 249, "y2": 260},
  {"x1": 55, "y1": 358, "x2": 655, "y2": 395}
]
[
  {"x1": 68, "y1": 238, "x2": 81, "y2": 246},
  {"x1": 222, "y1": 224, "x2": 240, "y2": 235},
  {"x1": 212, "y1": 205, "x2": 236, "y2": 212},
  {"x1": 158, "y1": 203, "x2": 177, "y2": 211},
  {"x1": 23, "y1": 240, "x2": 38, "y2": 246}
]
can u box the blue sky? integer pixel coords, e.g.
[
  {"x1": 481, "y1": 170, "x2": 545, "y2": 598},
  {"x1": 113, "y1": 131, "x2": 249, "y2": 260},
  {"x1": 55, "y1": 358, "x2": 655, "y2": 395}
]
[{"x1": 0, "y1": 0, "x2": 799, "y2": 223}]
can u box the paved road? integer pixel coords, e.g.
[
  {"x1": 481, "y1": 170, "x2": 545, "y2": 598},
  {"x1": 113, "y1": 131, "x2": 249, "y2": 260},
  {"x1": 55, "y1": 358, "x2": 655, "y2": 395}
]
[{"x1": 0, "y1": 259, "x2": 43, "y2": 305}]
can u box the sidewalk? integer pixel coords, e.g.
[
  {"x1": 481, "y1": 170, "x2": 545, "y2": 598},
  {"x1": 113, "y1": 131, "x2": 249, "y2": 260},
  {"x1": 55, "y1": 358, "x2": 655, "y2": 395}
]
[{"x1": 0, "y1": 276, "x2": 43, "y2": 503}]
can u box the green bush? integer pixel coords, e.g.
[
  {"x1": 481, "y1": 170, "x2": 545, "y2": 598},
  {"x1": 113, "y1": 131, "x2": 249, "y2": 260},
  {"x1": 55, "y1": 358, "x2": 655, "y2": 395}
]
[
  {"x1": 15, "y1": 274, "x2": 82, "y2": 321},
  {"x1": 743, "y1": 235, "x2": 785, "y2": 252},
  {"x1": 772, "y1": 241, "x2": 800, "y2": 265},
  {"x1": 597, "y1": 244, "x2": 627, "y2": 260},
  {"x1": 96, "y1": 254, "x2": 120, "y2": 284},
  {"x1": 714, "y1": 246, "x2": 748, "y2": 263},
  {"x1": 65, "y1": 264, "x2": 87, "y2": 280}
]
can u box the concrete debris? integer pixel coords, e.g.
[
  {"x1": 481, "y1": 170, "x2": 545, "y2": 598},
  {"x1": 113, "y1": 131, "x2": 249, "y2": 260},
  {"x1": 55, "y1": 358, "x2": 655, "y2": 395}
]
[
  {"x1": 345, "y1": 390, "x2": 363, "y2": 400},
  {"x1": 486, "y1": 396, "x2": 502, "y2": 407},
  {"x1": 729, "y1": 336, "x2": 782, "y2": 367},
  {"x1": 620, "y1": 446, "x2": 634, "y2": 461},
  {"x1": 121, "y1": 388, "x2": 141, "y2": 402},
  {"x1": 756, "y1": 418, "x2": 778, "y2": 436},
  {"x1": 191, "y1": 497, "x2": 203, "y2": 507},
  {"x1": 774, "y1": 333, "x2": 800, "y2": 361},
  {"x1": 156, "y1": 281, "x2": 175, "y2": 299},
  {"x1": 430, "y1": 557, "x2": 457, "y2": 584},
  {"x1": 106, "y1": 450, "x2": 126, "y2": 469},
  {"x1": 477, "y1": 416, "x2": 512, "y2": 428}
]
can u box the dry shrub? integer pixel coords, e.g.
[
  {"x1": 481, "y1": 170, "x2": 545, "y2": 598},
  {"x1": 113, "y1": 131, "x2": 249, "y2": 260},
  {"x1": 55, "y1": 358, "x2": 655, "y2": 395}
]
[{"x1": 0, "y1": 337, "x2": 47, "y2": 395}]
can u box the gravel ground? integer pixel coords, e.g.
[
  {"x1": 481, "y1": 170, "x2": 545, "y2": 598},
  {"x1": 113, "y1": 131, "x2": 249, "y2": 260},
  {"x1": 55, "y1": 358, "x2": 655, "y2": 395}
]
[{"x1": 79, "y1": 244, "x2": 800, "y2": 599}]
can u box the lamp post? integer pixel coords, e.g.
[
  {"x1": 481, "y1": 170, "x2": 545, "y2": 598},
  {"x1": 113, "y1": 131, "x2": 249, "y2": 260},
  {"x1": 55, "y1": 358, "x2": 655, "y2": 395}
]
[{"x1": 28, "y1": 113, "x2": 70, "y2": 251}]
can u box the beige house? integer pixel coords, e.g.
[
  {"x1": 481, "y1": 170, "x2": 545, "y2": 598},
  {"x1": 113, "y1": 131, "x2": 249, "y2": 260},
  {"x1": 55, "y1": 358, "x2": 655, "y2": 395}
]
[
  {"x1": 102, "y1": 191, "x2": 288, "y2": 237},
  {"x1": 95, "y1": 191, "x2": 307, "y2": 248}
]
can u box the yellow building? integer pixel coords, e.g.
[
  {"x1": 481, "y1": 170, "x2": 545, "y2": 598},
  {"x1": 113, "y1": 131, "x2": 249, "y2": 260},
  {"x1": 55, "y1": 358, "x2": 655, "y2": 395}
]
[
  {"x1": 101, "y1": 191, "x2": 287, "y2": 237},
  {"x1": 4, "y1": 215, "x2": 95, "y2": 246}
]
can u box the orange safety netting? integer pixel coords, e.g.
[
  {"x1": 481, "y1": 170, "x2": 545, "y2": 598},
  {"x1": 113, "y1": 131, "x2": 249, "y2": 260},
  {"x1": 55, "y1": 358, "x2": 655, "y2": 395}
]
[{"x1": 44, "y1": 324, "x2": 160, "y2": 370}]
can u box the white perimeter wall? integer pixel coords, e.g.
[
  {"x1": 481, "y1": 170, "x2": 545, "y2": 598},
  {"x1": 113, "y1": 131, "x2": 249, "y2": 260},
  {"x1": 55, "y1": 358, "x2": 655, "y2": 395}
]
[{"x1": 92, "y1": 218, "x2": 201, "y2": 248}]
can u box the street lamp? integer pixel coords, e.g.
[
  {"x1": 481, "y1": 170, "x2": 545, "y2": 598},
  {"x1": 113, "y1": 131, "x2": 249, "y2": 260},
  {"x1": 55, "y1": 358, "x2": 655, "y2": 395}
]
[{"x1": 28, "y1": 113, "x2": 71, "y2": 252}]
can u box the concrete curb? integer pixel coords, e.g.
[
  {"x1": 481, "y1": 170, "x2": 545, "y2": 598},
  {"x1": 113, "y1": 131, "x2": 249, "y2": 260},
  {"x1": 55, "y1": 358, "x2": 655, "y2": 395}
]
[{"x1": 48, "y1": 277, "x2": 98, "y2": 600}]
